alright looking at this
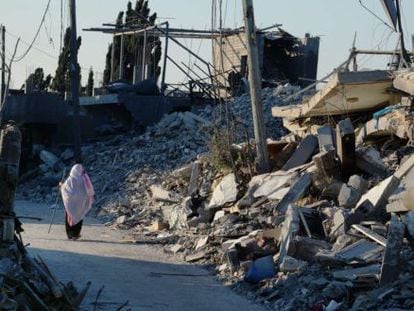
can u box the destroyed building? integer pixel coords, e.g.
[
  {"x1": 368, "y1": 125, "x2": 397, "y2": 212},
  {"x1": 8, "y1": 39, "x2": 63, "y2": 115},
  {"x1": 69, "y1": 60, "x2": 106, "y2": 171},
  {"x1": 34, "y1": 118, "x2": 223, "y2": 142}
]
[{"x1": 213, "y1": 27, "x2": 320, "y2": 96}]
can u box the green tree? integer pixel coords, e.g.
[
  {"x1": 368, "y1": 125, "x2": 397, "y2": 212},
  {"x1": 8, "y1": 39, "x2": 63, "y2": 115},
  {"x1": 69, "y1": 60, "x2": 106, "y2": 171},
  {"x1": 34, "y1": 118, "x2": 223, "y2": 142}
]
[
  {"x1": 86, "y1": 68, "x2": 94, "y2": 96},
  {"x1": 103, "y1": 0, "x2": 162, "y2": 84},
  {"x1": 51, "y1": 27, "x2": 82, "y2": 94},
  {"x1": 26, "y1": 68, "x2": 52, "y2": 91}
]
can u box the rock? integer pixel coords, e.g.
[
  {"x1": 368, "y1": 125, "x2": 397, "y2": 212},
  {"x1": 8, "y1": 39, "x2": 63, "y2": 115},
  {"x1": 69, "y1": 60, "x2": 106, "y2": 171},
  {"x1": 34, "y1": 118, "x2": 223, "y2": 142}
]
[
  {"x1": 39, "y1": 150, "x2": 63, "y2": 171},
  {"x1": 147, "y1": 220, "x2": 168, "y2": 232},
  {"x1": 116, "y1": 215, "x2": 127, "y2": 225},
  {"x1": 279, "y1": 256, "x2": 307, "y2": 272},
  {"x1": 150, "y1": 185, "x2": 179, "y2": 203},
  {"x1": 338, "y1": 175, "x2": 367, "y2": 209},
  {"x1": 195, "y1": 236, "x2": 209, "y2": 251},
  {"x1": 338, "y1": 184, "x2": 360, "y2": 208},
  {"x1": 60, "y1": 148, "x2": 74, "y2": 161},
  {"x1": 208, "y1": 173, "x2": 238, "y2": 209},
  {"x1": 167, "y1": 199, "x2": 193, "y2": 230},
  {"x1": 213, "y1": 210, "x2": 226, "y2": 222}
]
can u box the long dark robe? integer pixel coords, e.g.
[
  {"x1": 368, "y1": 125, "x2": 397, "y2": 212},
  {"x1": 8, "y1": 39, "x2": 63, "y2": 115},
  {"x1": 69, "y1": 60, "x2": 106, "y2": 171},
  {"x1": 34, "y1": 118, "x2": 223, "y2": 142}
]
[{"x1": 65, "y1": 212, "x2": 83, "y2": 239}]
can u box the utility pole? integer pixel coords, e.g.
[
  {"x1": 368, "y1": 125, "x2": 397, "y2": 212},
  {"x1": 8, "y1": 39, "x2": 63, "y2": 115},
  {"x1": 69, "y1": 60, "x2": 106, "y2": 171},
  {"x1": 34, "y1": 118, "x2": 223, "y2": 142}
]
[
  {"x1": 395, "y1": 0, "x2": 410, "y2": 66},
  {"x1": 69, "y1": 0, "x2": 82, "y2": 163},
  {"x1": 0, "y1": 122, "x2": 21, "y2": 253},
  {"x1": 119, "y1": 34, "x2": 124, "y2": 80},
  {"x1": 242, "y1": 0, "x2": 269, "y2": 173},
  {"x1": 1, "y1": 25, "x2": 5, "y2": 102}
]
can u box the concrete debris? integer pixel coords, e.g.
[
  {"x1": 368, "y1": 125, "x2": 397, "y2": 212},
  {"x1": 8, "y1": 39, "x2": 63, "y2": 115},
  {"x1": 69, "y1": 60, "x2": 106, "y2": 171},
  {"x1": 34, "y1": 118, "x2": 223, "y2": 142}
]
[
  {"x1": 379, "y1": 214, "x2": 405, "y2": 285},
  {"x1": 282, "y1": 135, "x2": 318, "y2": 171},
  {"x1": 208, "y1": 173, "x2": 238, "y2": 209},
  {"x1": 17, "y1": 82, "x2": 414, "y2": 310},
  {"x1": 0, "y1": 236, "x2": 85, "y2": 309}
]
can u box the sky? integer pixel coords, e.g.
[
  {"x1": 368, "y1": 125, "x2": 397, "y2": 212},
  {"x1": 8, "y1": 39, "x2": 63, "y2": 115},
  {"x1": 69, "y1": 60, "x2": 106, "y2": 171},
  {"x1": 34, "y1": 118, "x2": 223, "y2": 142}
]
[{"x1": 0, "y1": 0, "x2": 413, "y2": 89}]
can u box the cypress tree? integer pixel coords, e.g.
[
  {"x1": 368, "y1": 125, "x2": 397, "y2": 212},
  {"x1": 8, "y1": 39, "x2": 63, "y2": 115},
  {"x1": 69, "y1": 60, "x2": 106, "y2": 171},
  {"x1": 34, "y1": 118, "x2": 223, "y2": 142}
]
[
  {"x1": 86, "y1": 68, "x2": 94, "y2": 96},
  {"x1": 103, "y1": 0, "x2": 162, "y2": 84}
]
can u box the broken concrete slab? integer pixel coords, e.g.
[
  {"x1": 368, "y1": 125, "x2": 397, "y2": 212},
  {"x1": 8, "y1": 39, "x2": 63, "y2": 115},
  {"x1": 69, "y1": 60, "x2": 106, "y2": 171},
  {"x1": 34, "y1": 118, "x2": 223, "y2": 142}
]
[
  {"x1": 275, "y1": 173, "x2": 312, "y2": 214},
  {"x1": 348, "y1": 175, "x2": 368, "y2": 192},
  {"x1": 185, "y1": 249, "x2": 209, "y2": 262},
  {"x1": 313, "y1": 150, "x2": 341, "y2": 185},
  {"x1": 274, "y1": 142, "x2": 298, "y2": 169},
  {"x1": 208, "y1": 173, "x2": 238, "y2": 209},
  {"x1": 338, "y1": 175, "x2": 367, "y2": 208},
  {"x1": 338, "y1": 185, "x2": 360, "y2": 209},
  {"x1": 291, "y1": 236, "x2": 331, "y2": 262},
  {"x1": 355, "y1": 176, "x2": 400, "y2": 215},
  {"x1": 279, "y1": 256, "x2": 307, "y2": 273},
  {"x1": 322, "y1": 207, "x2": 348, "y2": 241},
  {"x1": 317, "y1": 125, "x2": 336, "y2": 153},
  {"x1": 393, "y1": 70, "x2": 414, "y2": 95},
  {"x1": 252, "y1": 170, "x2": 297, "y2": 200},
  {"x1": 278, "y1": 204, "x2": 300, "y2": 267},
  {"x1": 395, "y1": 154, "x2": 414, "y2": 179},
  {"x1": 333, "y1": 264, "x2": 381, "y2": 281},
  {"x1": 336, "y1": 118, "x2": 355, "y2": 176},
  {"x1": 356, "y1": 147, "x2": 388, "y2": 178},
  {"x1": 282, "y1": 135, "x2": 318, "y2": 171},
  {"x1": 380, "y1": 214, "x2": 405, "y2": 286},
  {"x1": 187, "y1": 161, "x2": 201, "y2": 196},
  {"x1": 335, "y1": 239, "x2": 383, "y2": 264},
  {"x1": 352, "y1": 224, "x2": 386, "y2": 247}
]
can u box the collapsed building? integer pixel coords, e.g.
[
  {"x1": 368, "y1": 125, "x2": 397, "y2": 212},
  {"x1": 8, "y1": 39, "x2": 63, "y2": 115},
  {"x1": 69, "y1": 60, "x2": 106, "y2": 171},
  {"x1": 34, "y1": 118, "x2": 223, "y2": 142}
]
[{"x1": 212, "y1": 27, "x2": 319, "y2": 96}]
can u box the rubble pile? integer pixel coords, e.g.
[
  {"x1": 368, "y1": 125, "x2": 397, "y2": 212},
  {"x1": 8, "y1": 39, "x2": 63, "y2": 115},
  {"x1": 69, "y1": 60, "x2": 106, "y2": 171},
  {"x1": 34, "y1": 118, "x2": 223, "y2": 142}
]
[
  {"x1": 106, "y1": 106, "x2": 414, "y2": 310},
  {"x1": 0, "y1": 233, "x2": 86, "y2": 310},
  {"x1": 204, "y1": 85, "x2": 299, "y2": 141},
  {"x1": 17, "y1": 84, "x2": 299, "y2": 206},
  {"x1": 16, "y1": 82, "x2": 414, "y2": 309}
]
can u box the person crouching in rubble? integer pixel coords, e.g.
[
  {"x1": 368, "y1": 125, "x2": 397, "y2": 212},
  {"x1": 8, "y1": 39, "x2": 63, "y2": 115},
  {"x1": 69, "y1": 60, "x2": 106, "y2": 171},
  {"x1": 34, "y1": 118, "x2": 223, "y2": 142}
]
[{"x1": 59, "y1": 164, "x2": 95, "y2": 240}]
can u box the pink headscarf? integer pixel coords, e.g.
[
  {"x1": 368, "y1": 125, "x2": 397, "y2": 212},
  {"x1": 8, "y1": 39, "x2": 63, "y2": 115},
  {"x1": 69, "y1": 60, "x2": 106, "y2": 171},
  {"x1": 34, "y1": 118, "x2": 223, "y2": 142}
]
[{"x1": 61, "y1": 164, "x2": 95, "y2": 226}]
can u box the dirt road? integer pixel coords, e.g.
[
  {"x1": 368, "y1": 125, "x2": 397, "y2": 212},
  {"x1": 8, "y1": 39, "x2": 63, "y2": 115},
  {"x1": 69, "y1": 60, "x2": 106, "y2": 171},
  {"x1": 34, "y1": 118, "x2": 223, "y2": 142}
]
[{"x1": 15, "y1": 201, "x2": 266, "y2": 311}]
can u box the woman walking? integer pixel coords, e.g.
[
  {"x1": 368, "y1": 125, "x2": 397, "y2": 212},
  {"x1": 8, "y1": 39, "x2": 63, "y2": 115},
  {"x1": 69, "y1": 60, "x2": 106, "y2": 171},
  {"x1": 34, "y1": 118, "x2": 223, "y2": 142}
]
[{"x1": 60, "y1": 164, "x2": 95, "y2": 240}]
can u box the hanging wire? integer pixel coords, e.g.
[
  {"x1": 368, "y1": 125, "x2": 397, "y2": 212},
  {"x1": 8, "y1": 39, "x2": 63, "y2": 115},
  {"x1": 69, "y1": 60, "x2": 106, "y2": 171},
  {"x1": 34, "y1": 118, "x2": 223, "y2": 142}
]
[
  {"x1": 60, "y1": 0, "x2": 64, "y2": 52},
  {"x1": 358, "y1": 0, "x2": 395, "y2": 31},
  {"x1": 13, "y1": 0, "x2": 52, "y2": 63}
]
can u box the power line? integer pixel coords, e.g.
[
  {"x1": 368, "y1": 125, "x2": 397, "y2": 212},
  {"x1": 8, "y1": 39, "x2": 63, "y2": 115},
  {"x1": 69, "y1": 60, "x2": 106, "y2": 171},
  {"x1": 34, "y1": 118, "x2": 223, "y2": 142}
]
[
  {"x1": 13, "y1": 0, "x2": 52, "y2": 63},
  {"x1": 6, "y1": 30, "x2": 104, "y2": 76}
]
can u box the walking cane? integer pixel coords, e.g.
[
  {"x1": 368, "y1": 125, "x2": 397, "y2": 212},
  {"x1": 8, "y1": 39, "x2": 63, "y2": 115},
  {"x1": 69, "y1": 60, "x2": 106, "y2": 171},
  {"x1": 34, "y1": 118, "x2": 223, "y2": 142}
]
[{"x1": 48, "y1": 169, "x2": 66, "y2": 234}]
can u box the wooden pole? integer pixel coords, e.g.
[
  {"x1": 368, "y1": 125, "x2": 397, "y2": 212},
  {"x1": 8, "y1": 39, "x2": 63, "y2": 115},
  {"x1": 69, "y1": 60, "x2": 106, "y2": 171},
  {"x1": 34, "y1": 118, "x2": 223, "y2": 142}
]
[
  {"x1": 396, "y1": 0, "x2": 410, "y2": 66},
  {"x1": 141, "y1": 31, "x2": 147, "y2": 81},
  {"x1": 119, "y1": 34, "x2": 124, "y2": 80},
  {"x1": 242, "y1": 0, "x2": 269, "y2": 173},
  {"x1": 161, "y1": 22, "x2": 169, "y2": 93},
  {"x1": 69, "y1": 0, "x2": 82, "y2": 163},
  {"x1": 110, "y1": 38, "x2": 116, "y2": 82},
  {"x1": 1, "y1": 25, "x2": 5, "y2": 102}
]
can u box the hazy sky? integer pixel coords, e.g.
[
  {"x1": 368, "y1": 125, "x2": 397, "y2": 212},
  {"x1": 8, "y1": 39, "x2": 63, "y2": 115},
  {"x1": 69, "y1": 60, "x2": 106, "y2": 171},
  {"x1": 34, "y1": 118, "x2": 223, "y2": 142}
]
[{"x1": 0, "y1": 0, "x2": 413, "y2": 88}]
